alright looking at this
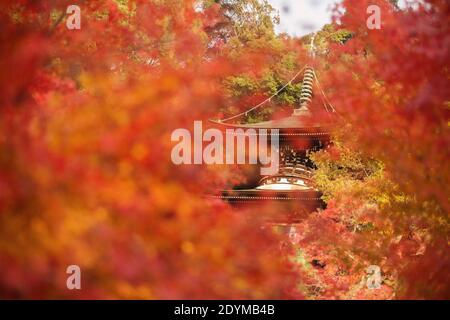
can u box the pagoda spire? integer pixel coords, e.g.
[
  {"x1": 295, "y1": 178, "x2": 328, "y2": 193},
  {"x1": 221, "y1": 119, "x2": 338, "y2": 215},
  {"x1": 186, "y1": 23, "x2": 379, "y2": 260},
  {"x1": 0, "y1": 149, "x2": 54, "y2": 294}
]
[{"x1": 294, "y1": 33, "x2": 316, "y2": 116}]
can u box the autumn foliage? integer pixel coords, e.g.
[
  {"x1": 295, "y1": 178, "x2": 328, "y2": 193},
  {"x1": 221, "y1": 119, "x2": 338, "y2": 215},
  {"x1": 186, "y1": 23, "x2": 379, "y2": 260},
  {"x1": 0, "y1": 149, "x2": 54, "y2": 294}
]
[{"x1": 0, "y1": 0, "x2": 449, "y2": 299}]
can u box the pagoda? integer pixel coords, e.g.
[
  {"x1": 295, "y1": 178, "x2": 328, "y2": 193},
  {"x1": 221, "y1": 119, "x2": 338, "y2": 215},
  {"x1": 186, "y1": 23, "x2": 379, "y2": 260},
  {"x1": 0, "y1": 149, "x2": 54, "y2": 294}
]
[{"x1": 210, "y1": 36, "x2": 335, "y2": 220}]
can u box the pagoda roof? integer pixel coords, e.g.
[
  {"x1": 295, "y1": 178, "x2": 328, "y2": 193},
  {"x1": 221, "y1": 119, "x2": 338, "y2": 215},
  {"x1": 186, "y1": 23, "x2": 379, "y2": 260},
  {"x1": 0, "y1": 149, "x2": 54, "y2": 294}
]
[
  {"x1": 210, "y1": 188, "x2": 322, "y2": 202},
  {"x1": 211, "y1": 114, "x2": 317, "y2": 129},
  {"x1": 210, "y1": 112, "x2": 333, "y2": 137}
]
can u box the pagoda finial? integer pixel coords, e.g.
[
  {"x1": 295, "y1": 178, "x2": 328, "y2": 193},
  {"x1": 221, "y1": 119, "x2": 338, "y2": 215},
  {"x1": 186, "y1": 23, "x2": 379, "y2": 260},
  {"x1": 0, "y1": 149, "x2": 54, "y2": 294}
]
[{"x1": 309, "y1": 33, "x2": 316, "y2": 59}]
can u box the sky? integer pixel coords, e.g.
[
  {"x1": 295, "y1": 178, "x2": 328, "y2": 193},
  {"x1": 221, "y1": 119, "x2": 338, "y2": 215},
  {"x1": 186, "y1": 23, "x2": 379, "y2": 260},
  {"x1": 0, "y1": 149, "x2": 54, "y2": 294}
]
[
  {"x1": 268, "y1": 0, "x2": 341, "y2": 37},
  {"x1": 268, "y1": 0, "x2": 416, "y2": 37}
]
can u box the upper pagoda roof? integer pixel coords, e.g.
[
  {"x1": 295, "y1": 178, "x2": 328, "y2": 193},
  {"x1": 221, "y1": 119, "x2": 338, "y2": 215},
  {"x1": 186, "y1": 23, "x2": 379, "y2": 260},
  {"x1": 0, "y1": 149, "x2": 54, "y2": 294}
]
[
  {"x1": 210, "y1": 107, "x2": 334, "y2": 138},
  {"x1": 211, "y1": 113, "x2": 321, "y2": 130}
]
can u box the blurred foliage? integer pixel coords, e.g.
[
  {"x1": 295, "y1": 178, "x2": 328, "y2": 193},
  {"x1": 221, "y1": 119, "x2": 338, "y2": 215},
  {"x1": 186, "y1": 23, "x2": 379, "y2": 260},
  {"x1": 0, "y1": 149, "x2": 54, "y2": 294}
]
[{"x1": 0, "y1": 0, "x2": 448, "y2": 300}]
